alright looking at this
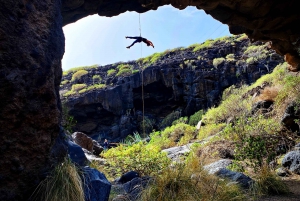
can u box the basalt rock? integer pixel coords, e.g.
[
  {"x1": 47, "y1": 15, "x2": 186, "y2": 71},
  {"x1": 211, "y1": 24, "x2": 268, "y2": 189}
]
[
  {"x1": 61, "y1": 0, "x2": 300, "y2": 70},
  {"x1": 61, "y1": 39, "x2": 283, "y2": 141},
  {"x1": 0, "y1": 1, "x2": 65, "y2": 200}
]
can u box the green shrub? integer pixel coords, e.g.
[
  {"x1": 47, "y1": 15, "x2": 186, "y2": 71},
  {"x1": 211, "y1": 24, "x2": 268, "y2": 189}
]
[
  {"x1": 159, "y1": 111, "x2": 181, "y2": 129},
  {"x1": 236, "y1": 34, "x2": 248, "y2": 42},
  {"x1": 193, "y1": 39, "x2": 214, "y2": 52},
  {"x1": 31, "y1": 158, "x2": 84, "y2": 201},
  {"x1": 61, "y1": 104, "x2": 77, "y2": 133},
  {"x1": 71, "y1": 84, "x2": 87, "y2": 92},
  {"x1": 198, "y1": 123, "x2": 226, "y2": 140},
  {"x1": 243, "y1": 44, "x2": 268, "y2": 64},
  {"x1": 116, "y1": 68, "x2": 131, "y2": 77},
  {"x1": 188, "y1": 110, "x2": 203, "y2": 126},
  {"x1": 107, "y1": 69, "x2": 116, "y2": 76},
  {"x1": 63, "y1": 91, "x2": 76, "y2": 97},
  {"x1": 71, "y1": 70, "x2": 88, "y2": 82},
  {"x1": 92, "y1": 75, "x2": 101, "y2": 83},
  {"x1": 86, "y1": 84, "x2": 106, "y2": 91},
  {"x1": 102, "y1": 142, "x2": 170, "y2": 177},
  {"x1": 213, "y1": 58, "x2": 225, "y2": 68},
  {"x1": 150, "y1": 123, "x2": 197, "y2": 149},
  {"x1": 226, "y1": 53, "x2": 235, "y2": 61},
  {"x1": 61, "y1": 80, "x2": 69, "y2": 85}
]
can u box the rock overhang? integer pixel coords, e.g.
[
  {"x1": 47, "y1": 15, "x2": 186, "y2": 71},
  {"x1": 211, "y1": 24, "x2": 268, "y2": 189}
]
[{"x1": 62, "y1": 0, "x2": 300, "y2": 70}]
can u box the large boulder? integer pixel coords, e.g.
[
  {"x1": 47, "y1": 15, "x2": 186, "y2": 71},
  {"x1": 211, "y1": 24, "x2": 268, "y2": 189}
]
[
  {"x1": 93, "y1": 140, "x2": 104, "y2": 156},
  {"x1": 203, "y1": 159, "x2": 232, "y2": 174},
  {"x1": 67, "y1": 140, "x2": 89, "y2": 167},
  {"x1": 72, "y1": 132, "x2": 94, "y2": 152},
  {"x1": 282, "y1": 151, "x2": 300, "y2": 174},
  {"x1": 215, "y1": 168, "x2": 253, "y2": 189},
  {"x1": 82, "y1": 167, "x2": 111, "y2": 201}
]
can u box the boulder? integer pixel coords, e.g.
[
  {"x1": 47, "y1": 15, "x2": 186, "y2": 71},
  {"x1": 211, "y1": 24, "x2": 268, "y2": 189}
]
[
  {"x1": 215, "y1": 168, "x2": 253, "y2": 189},
  {"x1": 162, "y1": 143, "x2": 194, "y2": 161},
  {"x1": 117, "y1": 171, "x2": 140, "y2": 184},
  {"x1": 93, "y1": 140, "x2": 104, "y2": 156},
  {"x1": 282, "y1": 151, "x2": 300, "y2": 174},
  {"x1": 281, "y1": 102, "x2": 300, "y2": 134},
  {"x1": 67, "y1": 140, "x2": 89, "y2": 167},
  {"x1": 72, "y1": 132, "x2": 94, "y2": 152},
  {"x1": 276, "y1": 167, "x2": 291, "y2": 177},
  {"x1": 82, "y1": 167, "x2": 111, "y2": 201},
  {"x1": 203, "y1": 159, "x2": 232, "y2": 174},
  {"x1": 251, "y1": 100, "x2": 273, "y2": 114}
]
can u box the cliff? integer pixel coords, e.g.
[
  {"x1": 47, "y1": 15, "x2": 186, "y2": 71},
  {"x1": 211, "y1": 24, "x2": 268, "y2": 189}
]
[{"x1": 61, "y1": 35, "x2": 283, "y2": 141}]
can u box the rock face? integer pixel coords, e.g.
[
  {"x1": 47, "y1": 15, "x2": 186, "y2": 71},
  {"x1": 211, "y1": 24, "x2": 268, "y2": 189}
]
[
  {"x1": 61, "y1": 0, "x2": 300, "y2": 70},
  {"x1": 0, "y1": 1, "x2": 65, "y2": 200},
  {"x1": 61, "y1": 39, "x2": 283, "y2": 141}
]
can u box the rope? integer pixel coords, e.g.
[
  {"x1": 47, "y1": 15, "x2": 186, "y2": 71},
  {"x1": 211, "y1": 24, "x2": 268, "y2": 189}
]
[{"x1": 138, "y1": 13, "x2": 145, "y2": 137}]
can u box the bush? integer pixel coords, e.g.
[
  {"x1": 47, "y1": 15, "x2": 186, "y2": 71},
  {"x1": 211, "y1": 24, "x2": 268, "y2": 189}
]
[
  {"x1": 193, "y1": 39, "x2": 214, "y2": 52},
  {"x1": 63, "y1": 90, "x2": 76, "y2": 97},
  {"x1": 198, "y1": 123, "x2": 226, "y2": 140},
  {"x1": 92, "y1": 75, "x2": 101, "y2": 83},
  {"x1": 251, "y1": 165, "x2": 289, "y2": 196},
  {"x1": 31, "y1": 158, "x2": 84, "y2": 201},
  {"x1": 226, "y1": 53, "x2": 235, "y2": 61},
  {"x1": 61, "y1": 80, "x2": 69, "y2": 85},
  {"x1": 101, "y1": 142, "x2": 170, "y2": 177},
  {"x1": 188, "y1": 110, "x2": 203, "y2": 126},
  {"x1": 159, "y1": 111, "x2": 181, "y2": 129},
  {"x1": 107, "y1": 69, "x2": 116, "y2": 76},
  {"x1": 150, "y1": 123, "x2": 197, "y2": 149},
  {"x1": 86, "y1": 84, "x2": 106, "y2": 91},
  {"x1": 71, "y1": 70, "x2": 88, "y2": 82},
  {"x1": 61, "y1": 104, "x2": 77, "y2": 133},
  {"x1": 213, "y1": 58, "x2": 225, "y2": 68},
  {"x1": 140, "y1": 155, "x2": 245, "y2": 201},
  {"x1": 71, "y1": 84, "x2": 87, "y2": 92}
]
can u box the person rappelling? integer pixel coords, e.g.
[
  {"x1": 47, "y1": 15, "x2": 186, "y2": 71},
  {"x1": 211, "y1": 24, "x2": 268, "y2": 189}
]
[{"x1": 125, "y1": 36, "x2": 154, "y2": 49}]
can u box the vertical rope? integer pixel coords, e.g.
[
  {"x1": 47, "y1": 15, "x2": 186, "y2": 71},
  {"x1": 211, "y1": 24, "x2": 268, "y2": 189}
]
[{"x1": 139, "y1": 13, "x2": 145, "y2": 137}]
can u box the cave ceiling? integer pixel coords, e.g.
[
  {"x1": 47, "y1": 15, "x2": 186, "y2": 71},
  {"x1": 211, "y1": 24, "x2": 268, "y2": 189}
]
[{"x1": 62, "y1": 0, "x2": 300, "y2": 70}]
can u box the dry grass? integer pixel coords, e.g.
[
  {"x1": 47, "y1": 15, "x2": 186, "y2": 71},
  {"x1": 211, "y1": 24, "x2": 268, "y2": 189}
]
[
  {"x1": 255, "y1": 86, "x2": 280, "y2": 102},
  {"x1": 31, "y1": 158, "x2": 85, "y2": 201},
  {"x1": 140, "y1": 155, "x2": 245, "y2": 201}
]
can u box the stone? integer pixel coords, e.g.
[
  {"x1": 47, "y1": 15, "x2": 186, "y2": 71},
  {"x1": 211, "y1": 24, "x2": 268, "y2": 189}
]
[
  {"x1": 282, "y1": 151, "x2": 300, "y2": 174},
  {"x1": 215, "y1": 168, "x2": 253, "y2": 189},
  {"x1": 72, "y1": 132, "x2": 94, "y2": 152},
  {"x1": 117, "y1": 171, "x2": 140, "y2": 184},
  {"x1": 276, "y1": 167, "x2": 291, "y2": 177},
  {"x1": 67, "y1": 140, "x2": 89, "y2": 167},
  {"x1": 93, "y1": 140, "x2": 104, "y2": 156},
  {"x1": 82, "y1": 167, "x2": 111, "y2": 201},
  {"x1": 251, "y1": 100, "x2": 273, "y2": 114},
  {"x1": 203, "y1": 159, "x2": 233, "y2": 174},
  {"x1": 162, "y1": 143, "x2": 194, "y2": 161}
]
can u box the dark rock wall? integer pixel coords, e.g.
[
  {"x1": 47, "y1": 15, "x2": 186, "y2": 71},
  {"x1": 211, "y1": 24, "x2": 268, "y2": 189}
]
[
  {"x1": 62, "y1": 0, "x2": 300, "y2": 71},
  {"x1": 0, "y1": 0, "x2": 66, "y2": 200},
  {"x1": 62, "y1": 40, "x2": 283, "y2": 141}
]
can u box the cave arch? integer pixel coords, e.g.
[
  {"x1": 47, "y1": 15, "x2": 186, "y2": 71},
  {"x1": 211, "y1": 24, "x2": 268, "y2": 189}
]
[{"x1": 62, "y1": 0, "x2": 300, "y2": 70}]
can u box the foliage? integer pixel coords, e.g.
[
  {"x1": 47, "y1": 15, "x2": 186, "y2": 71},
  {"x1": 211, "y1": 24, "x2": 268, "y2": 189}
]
[
  {"x1": 226, "y1": 53, "x2": 235, "y2": 61},
  {"x1": 121, "y1": 132, "x2": 143, "y2": 145},
  {"x1": 159, "y1": 110, "x2": 181, "y2": 129},
  {"x1": 72, "y1": 84, "x2": 87, "y2": 92},
  {"x1": 101, "y1": 142, "x2": 171, "y2": 177},
  {"x1": 107, "y1": 69, "x2": 116, "y2": 76},
  {"x1": 150, "y1": 123, "x2": 197, "y2": 149},
  {"x1": 224, "y1": 115, "x2": 281, "y2": 170},
  {"x1": 63, "y1": 90, "x2": 76, "y2": 97},
  {"x1": 198, "y1": 123, "x2": 226, "y2": 140},
  {"x1": 140, "y1": 116, "x2": 156, "y2": 135},
  {"x1": 213, "y1": 57, "x2": 225, "y2": 68},
  {"x1": 140, "y1": 155, "x2": 245, "y2": 201},
  {"x1": 86, "y1": 84, "x2": 106, "y2": 91},
  {"x1": 236, "y1": 34, "x2": 248, "y2": 42},
  {"x1": 71, "y1": 70, "x2": 88, "y2": 82},
  {"x1": 243, "y1": 44, "x2": 268, "y2": 64},
  {"x1": 193, "y1": 39, "x2": 214, "y2": 52},
  {"x1": 61, "y1": 104, "x2": 77, "y2": 133},
  {"x1": 188, "y1": 110, "x2": 203, "y2": 126},
  {"x1": 61, "y1": 80, "x2": 69, "y2": 85},
  {"x1": 63, "y1": 64, "x2": 98, "y2": 76},
  {"x1": 92, "y1": 75, "x2": 102, "y2": 83},
  {"x1": 31, "y1": 158, "x2": 84, "y2": 201},
  {"x1": 251, "y1": 165, "x2": 289, "y2": 196},
  {"x1": 172, "y1": 116, "x2": 188, "y2": 125},
  {"x1": 203, "y1": 85, "x2": 251, "y2": 124}
]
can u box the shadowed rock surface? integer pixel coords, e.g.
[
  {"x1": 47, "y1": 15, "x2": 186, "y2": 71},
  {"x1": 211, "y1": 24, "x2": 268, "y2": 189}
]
[{"x1": 0, "y1": 1, "x2": 65, "y2": 200}]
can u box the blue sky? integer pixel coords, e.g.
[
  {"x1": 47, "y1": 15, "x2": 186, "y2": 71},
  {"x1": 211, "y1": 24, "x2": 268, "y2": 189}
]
[{"x1": 62, "y1": 5, "x2": 230, "y2": 71}]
